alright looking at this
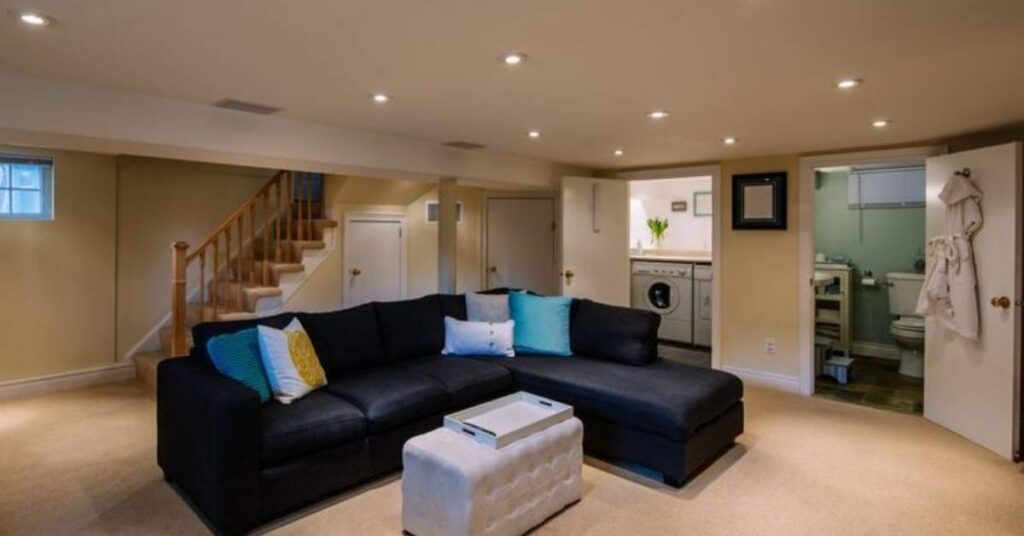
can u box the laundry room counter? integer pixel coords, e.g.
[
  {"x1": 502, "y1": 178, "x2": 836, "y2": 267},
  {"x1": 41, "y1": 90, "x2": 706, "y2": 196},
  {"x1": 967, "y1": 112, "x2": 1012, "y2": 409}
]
[{"x1": 630, "y1": 250, "x2": 711, "y2": 263}]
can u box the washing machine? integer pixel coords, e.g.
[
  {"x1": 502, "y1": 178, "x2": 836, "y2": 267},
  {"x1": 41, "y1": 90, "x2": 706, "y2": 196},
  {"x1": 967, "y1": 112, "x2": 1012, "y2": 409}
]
[
  {"x1": 631, "y1": 261, "x2": 693, "y2": 344},
  {"x1": 693, "y1": 264, "x2": 712, "y2": 347}
]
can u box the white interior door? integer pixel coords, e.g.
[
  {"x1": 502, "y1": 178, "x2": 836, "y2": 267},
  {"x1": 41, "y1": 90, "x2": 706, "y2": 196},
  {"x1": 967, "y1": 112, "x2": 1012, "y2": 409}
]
[
  {"x1": 560, "y1": 176, "x2": 630, "y2": 305},
  {"x1": 923, "y1": 142, "x2": 1022, "y2": 460},
  {"x1": 485, "y1": 198, "x2": 556, "y2": 294},
  {"x1": 343, "y1": 216, "x2": 405, "y2": 308}
]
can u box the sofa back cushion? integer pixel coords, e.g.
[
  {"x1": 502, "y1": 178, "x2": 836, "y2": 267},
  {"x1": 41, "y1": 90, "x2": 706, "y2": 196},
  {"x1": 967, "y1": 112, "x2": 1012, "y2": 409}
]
[
  {"x1": 438, "y1": 294, "x2": 468, "y2": 321},
  {"x1": 376, "y1": 295, "x2": 446, "y2": 362},
  {"x1": 299, "y1": 303, "x2": 386, "y2": 376},
  {"x1": 192, "y1": 312, "x2": 297, "y2": 365},
  {"x1": 570, "y1": 299, "x2": 660, "y2": 366}
]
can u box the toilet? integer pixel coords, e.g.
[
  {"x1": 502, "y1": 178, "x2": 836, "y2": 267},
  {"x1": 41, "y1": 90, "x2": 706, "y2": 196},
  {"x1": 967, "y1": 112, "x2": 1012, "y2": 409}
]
[{"x1": 886, "y1": 272, "x2": 926, "y2": 378}]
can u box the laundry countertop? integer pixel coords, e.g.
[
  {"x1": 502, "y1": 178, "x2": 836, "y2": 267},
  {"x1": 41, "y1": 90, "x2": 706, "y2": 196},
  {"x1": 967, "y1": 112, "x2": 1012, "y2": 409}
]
[{"x1": 630, "y1": 250, "x2": 712, "y2": 263}]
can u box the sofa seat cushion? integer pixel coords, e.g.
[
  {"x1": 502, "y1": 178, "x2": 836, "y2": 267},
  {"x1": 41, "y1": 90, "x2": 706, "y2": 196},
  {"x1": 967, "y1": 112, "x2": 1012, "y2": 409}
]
[
  {"x1": 260, "y1": 390, "x2": 366, "y2": 464},
  {"x1": 396, "y1": 355, "x2": 512, "y2": 407},
  {"x1": 496, "y1": 356, "x2": 742, "y2": 442},
  {"x1": 325, "y1": 368, "x2": 449, "y2": 434}
]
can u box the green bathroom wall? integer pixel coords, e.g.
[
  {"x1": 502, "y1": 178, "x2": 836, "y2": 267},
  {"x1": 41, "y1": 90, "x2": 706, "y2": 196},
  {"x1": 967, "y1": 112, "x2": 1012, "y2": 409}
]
[{"x1": 814, "y1": 171, "x2": 926, "y2": 346}]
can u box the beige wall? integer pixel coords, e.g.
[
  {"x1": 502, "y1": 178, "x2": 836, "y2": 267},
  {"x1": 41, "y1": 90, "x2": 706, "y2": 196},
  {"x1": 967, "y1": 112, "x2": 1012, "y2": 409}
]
[
  {"x1": 0, "y1": 146, "x2": 117, "y2": 381},
  {"x1": 406, "y1": 186, "x2": 484, "y2": 297},
  {"x1": 718, "y1": 156, "x2": 802, "y2": 378},
  {"x1": 115, "y1": 158, "x2": 274, "y2": 357}
]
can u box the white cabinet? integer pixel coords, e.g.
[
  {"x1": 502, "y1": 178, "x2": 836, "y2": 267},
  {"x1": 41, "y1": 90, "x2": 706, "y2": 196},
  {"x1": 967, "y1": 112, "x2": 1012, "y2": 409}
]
[{"x1": 848, "y1": 166, "x2": 925, "y2": 208}]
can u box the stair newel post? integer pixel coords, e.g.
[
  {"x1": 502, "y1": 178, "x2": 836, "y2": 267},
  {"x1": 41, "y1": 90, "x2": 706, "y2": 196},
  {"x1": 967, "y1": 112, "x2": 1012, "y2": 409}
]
[
  {"x1": 198, "y1": 248, "x2": 206, "y2": 322},
  {"x1": 286, "y1": 171, "x2": 294, "y2": 262},
  {"x1": 274, "y1": 179, "x2": 282, "y2": 264},
  {"x1": 212, "y1": 233, "x2": 219, "y2": 317},
  {"x1": 170, "y1": 242, "x2": 189, "y2": 357},
  {"x1": 249, "y1": 204, "x2": 256, "y2": 285},
  {"x1": 262, "y1": 191, "x2": 270, "y2": 286},
  {"x1": 236, "y1": 215, "x2": 244, "y2": 310},
  {"x1": 225, "y1": 227, "x2": 232, "y2": 307}
]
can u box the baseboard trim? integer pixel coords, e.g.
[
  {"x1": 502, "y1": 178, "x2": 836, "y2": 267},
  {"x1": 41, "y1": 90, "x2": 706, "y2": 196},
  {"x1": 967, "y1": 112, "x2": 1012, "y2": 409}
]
[
  {"x1": 721, "y1": 365, "x2": 801, "y2": 394},
  {"x1": 0, "y1": 363, "x2": 135, "y2": 401},
  {"x1": 850, "y1": 340, "x2": 900, "y2": 360}
]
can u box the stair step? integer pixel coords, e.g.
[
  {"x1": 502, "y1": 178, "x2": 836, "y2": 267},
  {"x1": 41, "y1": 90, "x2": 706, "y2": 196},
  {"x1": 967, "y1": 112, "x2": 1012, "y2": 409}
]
[
  {"x1": 133, "y1": 350, "x2": 179, "y2": 398},
  {"x1": 251, "y1": 261, "x2": 305, "y2": 286},
  {"x1": 278, "y1": 219, "x2": 337, "y2": 240},
  {"x1": 208, "y1": 283, "x2": 283, "y2": 312}
]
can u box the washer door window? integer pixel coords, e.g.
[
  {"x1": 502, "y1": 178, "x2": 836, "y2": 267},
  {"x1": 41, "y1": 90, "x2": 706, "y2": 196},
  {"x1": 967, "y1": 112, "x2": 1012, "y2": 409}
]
[{"x1": 646, "y1": 279, "x2": 679, "y2": 314}]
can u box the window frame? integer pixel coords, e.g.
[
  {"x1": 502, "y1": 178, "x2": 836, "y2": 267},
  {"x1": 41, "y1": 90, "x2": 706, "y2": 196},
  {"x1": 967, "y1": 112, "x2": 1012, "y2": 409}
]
[{"x1": 0, "y1": 154, "x2": 54, "y2": 221}]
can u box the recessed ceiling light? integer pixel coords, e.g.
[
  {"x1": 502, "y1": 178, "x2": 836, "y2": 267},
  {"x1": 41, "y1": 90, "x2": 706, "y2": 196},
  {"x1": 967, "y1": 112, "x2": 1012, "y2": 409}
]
[
  {"x1": 872, "y1": 119, "x2": 890, "y2": 128},
  {"x1": 837, "y1": 78, "x2": 862, "y2": 90},
  {"x1": 371, "y1": 92, "x2": 390, "y2": 104},
  {"x1": 12, "y1": 10, "x2": 53, "y2": 26},
  {"x1": 500, "y1": 53, "x2": 528, "y2": 66},
  {"x1": 646, "y1": 110, "x2": 669, "y2": 120},
  {"x1": 527, "y1": 129, "x2": 542, "y2": 139},
  {"x1": 613, "y1": 149, "x2": 624, "y2": 156},
  {"x1": 723, "y1": 137, "x2": 738, "y2": 145}
]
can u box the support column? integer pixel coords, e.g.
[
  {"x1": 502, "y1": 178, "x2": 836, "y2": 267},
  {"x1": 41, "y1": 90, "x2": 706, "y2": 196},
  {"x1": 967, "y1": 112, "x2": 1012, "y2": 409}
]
[{"x1": 438, "y1": 177, "x2": 458, "y2": 294}]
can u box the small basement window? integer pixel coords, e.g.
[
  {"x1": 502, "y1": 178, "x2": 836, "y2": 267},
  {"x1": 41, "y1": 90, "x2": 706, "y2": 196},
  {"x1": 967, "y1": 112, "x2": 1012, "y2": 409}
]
[
  {"x1": 425, "y1": 201, "x2": 463, "y2": 223},
  {"x1": 0, "y1": 154, "x2": 54, "y2": 221}
]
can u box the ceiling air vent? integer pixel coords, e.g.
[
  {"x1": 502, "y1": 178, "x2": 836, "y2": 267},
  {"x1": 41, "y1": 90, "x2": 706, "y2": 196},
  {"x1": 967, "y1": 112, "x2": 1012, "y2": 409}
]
[
  {"x1": 443, "y1": 141, "x2": 486, "y2": 150},
  {"x1": 213, "y1": 98, "x2": 282, "y2": 115}
]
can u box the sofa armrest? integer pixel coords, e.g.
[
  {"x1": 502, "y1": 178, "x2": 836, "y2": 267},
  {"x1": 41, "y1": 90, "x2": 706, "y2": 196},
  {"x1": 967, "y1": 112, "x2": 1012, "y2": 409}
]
[{"x1": 157, "y1": 357, "x2": 262, "y2": 535}]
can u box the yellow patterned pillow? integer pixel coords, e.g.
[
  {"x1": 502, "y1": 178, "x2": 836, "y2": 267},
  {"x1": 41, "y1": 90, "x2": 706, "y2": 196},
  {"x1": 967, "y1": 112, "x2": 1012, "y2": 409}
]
[{"x1": 256, "y1": 318, "x2": 327, "y2": 404}]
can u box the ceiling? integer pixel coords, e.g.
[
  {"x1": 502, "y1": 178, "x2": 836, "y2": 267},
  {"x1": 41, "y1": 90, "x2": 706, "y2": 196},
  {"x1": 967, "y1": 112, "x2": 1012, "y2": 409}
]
[{"x1": 1, "y1": 0, "x2": 1022, "y2": 169}]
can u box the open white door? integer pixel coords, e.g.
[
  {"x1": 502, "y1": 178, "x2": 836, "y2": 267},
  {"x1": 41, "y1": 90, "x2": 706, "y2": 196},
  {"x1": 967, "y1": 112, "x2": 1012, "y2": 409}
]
[
  {"x1": 560, "y1": 176, "x2": 629, "y2": 305},
  {"x1": 923, "y1": 142, "x2": 1022, "y2": 460}
]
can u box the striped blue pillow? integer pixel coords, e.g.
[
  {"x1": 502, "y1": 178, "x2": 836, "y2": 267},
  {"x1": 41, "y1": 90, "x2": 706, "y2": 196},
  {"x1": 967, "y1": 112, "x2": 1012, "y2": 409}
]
[{"x1": 207, "y1": 328, "x2": 272, "y2": 402}]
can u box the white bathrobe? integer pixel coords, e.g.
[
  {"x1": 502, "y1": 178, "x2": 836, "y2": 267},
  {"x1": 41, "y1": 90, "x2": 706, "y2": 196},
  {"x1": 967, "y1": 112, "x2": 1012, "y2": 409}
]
[{"x1": 916, "y1": 174, "x2": 983, "y2": 340}]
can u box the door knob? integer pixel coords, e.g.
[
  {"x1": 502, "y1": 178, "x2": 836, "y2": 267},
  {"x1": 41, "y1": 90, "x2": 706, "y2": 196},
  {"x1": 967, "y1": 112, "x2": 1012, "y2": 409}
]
[
  {"x1": 489, "y1": 266, "x2": 498, "y2": 273},
  {"x1": 562, "y1": 269, "x2": 575, "y2": 280},
  {"x1": 351, "y1": 268, "x2": 362, "y2": 277},
  {"x1": 991, "y1": 296, "x2": 1011, "y2": 309}
]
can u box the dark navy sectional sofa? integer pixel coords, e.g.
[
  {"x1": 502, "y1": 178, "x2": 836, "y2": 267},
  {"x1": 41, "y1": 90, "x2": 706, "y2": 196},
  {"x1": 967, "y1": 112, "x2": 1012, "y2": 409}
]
[{"x1": 157, "y1": 293, "x2": 743, "y2": 535}]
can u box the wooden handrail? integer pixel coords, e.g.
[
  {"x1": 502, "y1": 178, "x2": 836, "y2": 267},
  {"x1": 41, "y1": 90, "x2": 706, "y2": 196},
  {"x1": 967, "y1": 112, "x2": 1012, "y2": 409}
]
[
  {"x1": 169, "y1": 169, "x2": 323, "y2": 357},
  {"x1": 185, "y1": 170, "x2": 287, "y2": 263}
]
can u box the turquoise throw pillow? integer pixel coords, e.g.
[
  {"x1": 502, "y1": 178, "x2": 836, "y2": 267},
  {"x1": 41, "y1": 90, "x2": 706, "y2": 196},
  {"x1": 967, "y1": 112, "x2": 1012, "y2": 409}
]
[
  {"x1": 207, "y1": 328, "x2": 272, "y2": 402},
  {"x1": 509, "y1": 292, "x2": 573, "y2": 356}
]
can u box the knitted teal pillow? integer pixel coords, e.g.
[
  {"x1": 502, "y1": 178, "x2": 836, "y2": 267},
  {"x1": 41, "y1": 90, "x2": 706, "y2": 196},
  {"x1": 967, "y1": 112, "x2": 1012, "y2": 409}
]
[{"x1": 206, "y1": 328, "x2": 272, "y2": 402}]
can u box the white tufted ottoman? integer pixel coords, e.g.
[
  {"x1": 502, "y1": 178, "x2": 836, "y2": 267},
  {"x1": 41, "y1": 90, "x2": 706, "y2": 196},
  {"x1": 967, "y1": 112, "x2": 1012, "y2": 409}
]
[{"x1": 402, "y1": 417, "x2": 583, "y2": 536}]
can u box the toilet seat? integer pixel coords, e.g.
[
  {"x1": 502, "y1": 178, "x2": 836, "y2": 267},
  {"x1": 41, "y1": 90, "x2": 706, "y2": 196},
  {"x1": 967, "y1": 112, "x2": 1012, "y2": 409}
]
[{"x1": 891, "y1": 316, "x2": 925, "y2": 338}]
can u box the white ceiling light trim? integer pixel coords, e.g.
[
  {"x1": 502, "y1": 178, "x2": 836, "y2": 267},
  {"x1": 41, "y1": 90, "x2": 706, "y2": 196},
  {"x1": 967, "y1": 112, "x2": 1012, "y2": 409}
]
[
  {"x1": 837, "y1": 78, "x2": 862, "y2": 90},
  {"x1": 10, "y1": 10, "x2": 53, "y2": 26},
  {"x1": 872, "y1": 119, "x2": 890, "y2": 128},
  {"x1": 500, "y1": 52, "x2": 528, "y2": 66},
  {"x1": 723, "y1": 137, "x2": 738, "y2": 145},
  {"x1": 613, "y1": 148, "x2": 624, "y2": 156},
  {"x1": 527, "y1": 129, "x2": 542, "y2": 139},
  {"x1": 371, "y1": 92, "x2": 391, "y2": 104},
  {"x1": 646, "y1": 110, "x2": 669, "y2": 120}
]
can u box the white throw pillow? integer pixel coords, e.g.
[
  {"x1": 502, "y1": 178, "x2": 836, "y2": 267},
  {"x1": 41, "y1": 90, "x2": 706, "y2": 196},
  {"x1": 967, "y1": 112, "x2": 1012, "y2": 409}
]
[
  {"x1": 256, "y1": 318, "x2": 327, "y2": 404},
  {"x1": 442, "y1": 316, "x2": 515, "y2": 357}
]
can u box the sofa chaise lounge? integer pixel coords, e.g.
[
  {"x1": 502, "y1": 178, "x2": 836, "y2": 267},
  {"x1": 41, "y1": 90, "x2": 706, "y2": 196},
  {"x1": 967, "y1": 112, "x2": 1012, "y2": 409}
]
[{"x1": 157, "y1": 293, "x2": 743, "y2": 535}]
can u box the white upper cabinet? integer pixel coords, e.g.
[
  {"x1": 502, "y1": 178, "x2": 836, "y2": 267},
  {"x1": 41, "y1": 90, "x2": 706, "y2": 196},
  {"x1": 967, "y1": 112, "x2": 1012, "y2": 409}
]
[{"x1": 847, "y1": 166, "x2": 926, "y2": 208}]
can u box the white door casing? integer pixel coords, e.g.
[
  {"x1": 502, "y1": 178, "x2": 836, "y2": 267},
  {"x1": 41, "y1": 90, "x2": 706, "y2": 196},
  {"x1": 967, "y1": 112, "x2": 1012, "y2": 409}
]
[
  {"x1": 485, "y1": 197, "x2": 557, "y2": 295},
  {"x1": 923, "y1": 142, "x2": 1022, "y2": 460},
  {"x1": 343, "y1": 214, "x2": 406, "y2": 308},
  {"x1": 560, "y1": 176, "x2": 629, "y2": 306}
]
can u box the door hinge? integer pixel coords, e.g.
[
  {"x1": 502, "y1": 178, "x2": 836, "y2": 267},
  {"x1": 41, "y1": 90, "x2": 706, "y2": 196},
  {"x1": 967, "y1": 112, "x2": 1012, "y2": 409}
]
[
  {"x1": 399, "y1": 229, "x2": 403, "y2": 238},
  {"x1": 551, "y1": 221, "x2": 557, "y2": 232}
]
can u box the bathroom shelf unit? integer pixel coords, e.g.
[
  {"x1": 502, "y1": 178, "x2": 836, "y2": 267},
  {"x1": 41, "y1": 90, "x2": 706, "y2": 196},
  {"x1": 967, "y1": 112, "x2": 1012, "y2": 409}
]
[{"x1": 814, "y1": 263, "x2": 852, "y2": 356}]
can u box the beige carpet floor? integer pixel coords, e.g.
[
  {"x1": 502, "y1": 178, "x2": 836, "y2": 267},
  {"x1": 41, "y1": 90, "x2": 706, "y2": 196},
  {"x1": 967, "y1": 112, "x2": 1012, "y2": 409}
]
[{"x1": 2, "y1": 380, "x2": 1023, "y2": 535}]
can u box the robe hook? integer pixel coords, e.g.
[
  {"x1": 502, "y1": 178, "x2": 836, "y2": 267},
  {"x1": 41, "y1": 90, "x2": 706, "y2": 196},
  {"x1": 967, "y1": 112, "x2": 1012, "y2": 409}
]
[{"x1": 954, "y1": 168, "x2": 971, "y2": 178}]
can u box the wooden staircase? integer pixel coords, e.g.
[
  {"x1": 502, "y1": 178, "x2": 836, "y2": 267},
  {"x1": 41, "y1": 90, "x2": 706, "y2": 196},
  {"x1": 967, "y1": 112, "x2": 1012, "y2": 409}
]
[{"x1": 134, "y1": 171, "x2": 336, "y2": 396}]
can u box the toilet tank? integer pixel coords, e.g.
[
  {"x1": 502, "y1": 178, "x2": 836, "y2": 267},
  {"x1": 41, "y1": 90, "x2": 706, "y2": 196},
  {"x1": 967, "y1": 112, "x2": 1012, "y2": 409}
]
[{"x1": 886, "y1": 272, "x2": 925, "y2": 316}]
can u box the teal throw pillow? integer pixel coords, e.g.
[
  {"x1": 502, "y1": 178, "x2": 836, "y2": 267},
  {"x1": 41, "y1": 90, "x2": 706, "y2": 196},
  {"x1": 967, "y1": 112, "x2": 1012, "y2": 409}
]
[
  {"x1": 509, "y1": 292, "x2": 573, "y2": 356},
  {"x1": 207, "y1": 328, "x2": 272, "y2": 402}
]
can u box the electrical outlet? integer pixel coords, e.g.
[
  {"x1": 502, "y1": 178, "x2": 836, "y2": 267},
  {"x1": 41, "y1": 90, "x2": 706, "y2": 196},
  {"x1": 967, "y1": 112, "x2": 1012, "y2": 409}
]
[{"x1": 763, "y1": 337, "x2": 776, "y2": 354}]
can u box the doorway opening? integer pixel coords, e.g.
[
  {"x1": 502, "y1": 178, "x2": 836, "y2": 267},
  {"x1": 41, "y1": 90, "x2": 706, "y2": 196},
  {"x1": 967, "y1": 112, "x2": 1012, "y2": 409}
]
[
  {"x1": 620, "y1": 166, "x2": 721, "y2": 370},
  {"x1": 811, "y1": 161, "x2": 927, "y2": 414}
]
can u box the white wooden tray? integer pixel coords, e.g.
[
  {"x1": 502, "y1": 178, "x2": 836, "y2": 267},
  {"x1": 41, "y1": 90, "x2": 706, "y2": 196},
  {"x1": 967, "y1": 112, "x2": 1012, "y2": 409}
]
[{"x1": 444, "y1": 392, "x2": 573, "y2": 449}]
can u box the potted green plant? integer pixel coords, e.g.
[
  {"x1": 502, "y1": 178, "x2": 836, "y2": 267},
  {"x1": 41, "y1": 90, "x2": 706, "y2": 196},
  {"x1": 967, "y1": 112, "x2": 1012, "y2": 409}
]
[{"x1": 646, "y1": 217, "x2": 669, "y2": 249}]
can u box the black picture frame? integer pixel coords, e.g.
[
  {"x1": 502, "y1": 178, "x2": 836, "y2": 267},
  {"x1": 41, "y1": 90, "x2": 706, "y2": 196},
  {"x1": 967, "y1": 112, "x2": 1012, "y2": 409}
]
[{"x1": 732, "y1": 172, "x2": 787, "y2": 230}]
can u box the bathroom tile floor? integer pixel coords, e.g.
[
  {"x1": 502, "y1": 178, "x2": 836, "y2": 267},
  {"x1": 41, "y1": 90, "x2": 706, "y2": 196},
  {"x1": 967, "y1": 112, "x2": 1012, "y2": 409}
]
[{"x1": 814, "y1": 355, "x2": 924, "y2": 414}]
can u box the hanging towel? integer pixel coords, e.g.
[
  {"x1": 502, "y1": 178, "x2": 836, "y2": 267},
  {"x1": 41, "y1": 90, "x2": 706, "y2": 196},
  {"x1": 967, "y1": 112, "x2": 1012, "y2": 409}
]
[{"x1": 915, "y1": 174, "x2": 983, "y2": 340}]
